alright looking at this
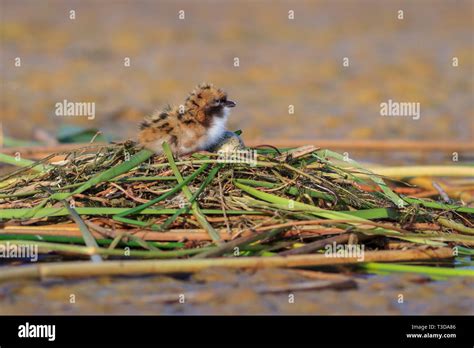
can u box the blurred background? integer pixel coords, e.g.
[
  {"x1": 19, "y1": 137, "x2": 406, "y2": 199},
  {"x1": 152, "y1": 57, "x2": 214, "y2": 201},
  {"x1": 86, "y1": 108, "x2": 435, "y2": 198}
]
[{"x1": 1, "y1": 0, "x2": 473, "y2": 148}]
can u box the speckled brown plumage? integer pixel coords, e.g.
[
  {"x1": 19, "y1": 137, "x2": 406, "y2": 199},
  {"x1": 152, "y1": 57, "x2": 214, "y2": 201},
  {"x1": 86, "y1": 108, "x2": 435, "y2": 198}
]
[{"x1": 138, "y1": 83, "x2": 236, "y2": 155}]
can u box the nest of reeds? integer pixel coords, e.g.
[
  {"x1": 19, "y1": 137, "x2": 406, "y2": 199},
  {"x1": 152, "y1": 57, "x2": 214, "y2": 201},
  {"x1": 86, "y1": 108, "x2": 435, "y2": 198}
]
[{"x1": 0, "y1": 141, "x2": 473, "y2": 272}]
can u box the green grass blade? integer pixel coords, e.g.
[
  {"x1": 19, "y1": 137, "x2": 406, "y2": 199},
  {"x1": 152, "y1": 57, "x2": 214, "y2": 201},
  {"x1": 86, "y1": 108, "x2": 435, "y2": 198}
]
[
  {"x1": 162, "y1": 142, "x2": 221, "y2": 242},
  {"x1": 0, "y1": 234, "x2": 184, "y2": 249},
  {"x1": 18, "y1": 149, "x2": 155, "y2": 220},
  {"x1": 63, "y1": 201, "x2": 102, "y2": 263},
  {"x1": 0, "y1": 240, "x2": 214, "y2": 259},
  {"x1": 0, "y1": 153, "x2": 52, "y2": 173},
  {"x1": 0, "y1": 207, "x2": 262, "y2": 219},
  {"x1": 235, "y1": 180, "x2": 401, "y2": 235},
  {"x1": 159, "y1": 164, "x2": 222, "y2": 230},
  {"x1": 361, "y1": 262, "x2": 474, "y2": 277},
  {"x1": 315, "y1": 149, "x2": 405, "y2": 207},
  {"x1": 112, "y1": 163, "x2": 209, "y2": 229},
  {"x1": 403, "y1": 197, "x2": 474, "y2": 214},
  {"x1": 236, "y1": 178, "x2": 334, "y2": 201},
  {"x1": 70, "y1": 149, "x2": 155, "y2": 196}
]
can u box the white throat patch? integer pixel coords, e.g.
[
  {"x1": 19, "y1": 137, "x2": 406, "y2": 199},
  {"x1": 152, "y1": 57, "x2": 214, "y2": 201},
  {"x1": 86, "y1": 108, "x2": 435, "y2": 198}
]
[{"x1": 201, "y1": 108, "x2": 230, "y2": 150}]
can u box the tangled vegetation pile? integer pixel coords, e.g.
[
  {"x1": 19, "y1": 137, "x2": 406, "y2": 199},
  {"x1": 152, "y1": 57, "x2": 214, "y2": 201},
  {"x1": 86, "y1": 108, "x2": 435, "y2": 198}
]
[{"x1": 0, "y1": 141, "x2": 473, "y2": 279}]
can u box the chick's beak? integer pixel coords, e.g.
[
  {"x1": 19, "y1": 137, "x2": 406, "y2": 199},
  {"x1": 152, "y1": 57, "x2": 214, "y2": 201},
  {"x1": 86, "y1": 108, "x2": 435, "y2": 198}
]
[{"x1": 224, "y1": 100, "x2": 236, "y2": 107}]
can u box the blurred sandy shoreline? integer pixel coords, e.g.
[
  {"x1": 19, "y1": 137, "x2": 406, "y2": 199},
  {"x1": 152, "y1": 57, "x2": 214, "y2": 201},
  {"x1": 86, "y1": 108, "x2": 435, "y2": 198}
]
[{"x1": 1, "y1": 0, "x2": 473, "y2": 145}]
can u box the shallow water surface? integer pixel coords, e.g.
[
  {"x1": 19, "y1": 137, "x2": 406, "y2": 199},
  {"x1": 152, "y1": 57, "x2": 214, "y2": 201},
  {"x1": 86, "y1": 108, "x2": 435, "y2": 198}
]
[{"x1": 1, "y1": 267, "x2": 473, "y2": 315}]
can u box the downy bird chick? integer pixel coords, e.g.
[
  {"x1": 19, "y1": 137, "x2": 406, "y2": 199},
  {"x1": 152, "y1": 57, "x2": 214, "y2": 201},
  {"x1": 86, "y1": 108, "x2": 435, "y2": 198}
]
[{"x1": 138, "y1": 83, "x2": 236, "y2": 155}]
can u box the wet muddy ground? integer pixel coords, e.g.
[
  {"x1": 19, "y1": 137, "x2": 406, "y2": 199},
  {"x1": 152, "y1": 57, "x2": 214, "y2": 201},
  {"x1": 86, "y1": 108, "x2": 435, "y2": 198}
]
[{"x1": 1, "y1": 267, "x2": 473, "y2": 315}]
